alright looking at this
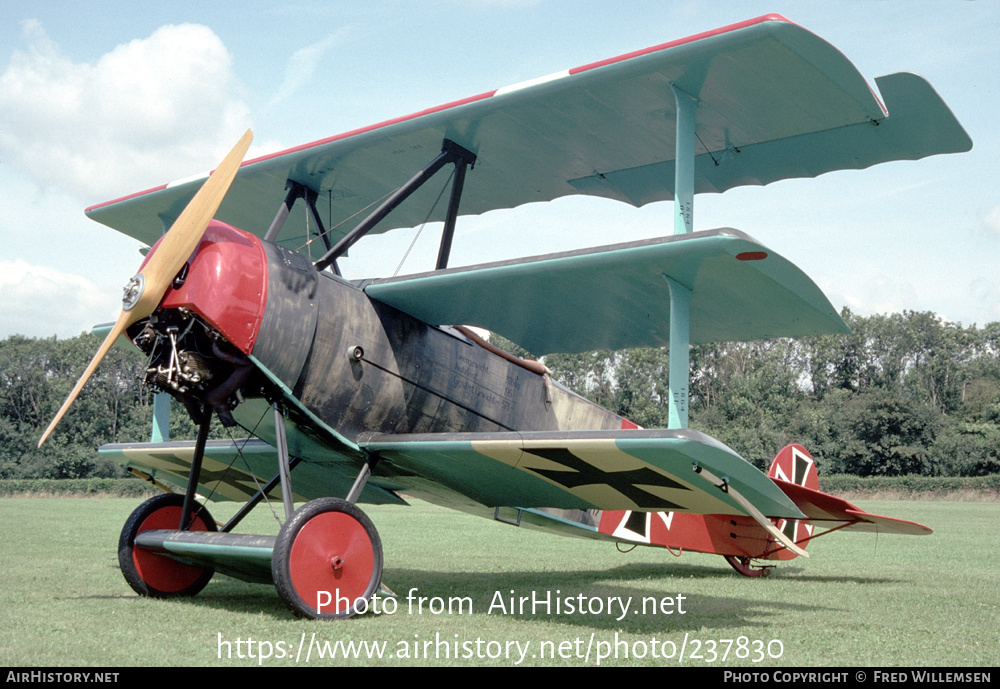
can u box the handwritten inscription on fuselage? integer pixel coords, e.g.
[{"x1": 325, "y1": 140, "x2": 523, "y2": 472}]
[{"x1": 449, "y1": 354, "x2": 522, "y2": 413}]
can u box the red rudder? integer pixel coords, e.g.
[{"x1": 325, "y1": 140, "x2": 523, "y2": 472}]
[{"x1": 765, "y1": 444, "x2": 818, "y2": 560}]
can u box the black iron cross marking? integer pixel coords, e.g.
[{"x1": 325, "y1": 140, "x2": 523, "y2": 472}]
[
  {"x1": 779, "y1": 448, "x2": 815, "y2": 542},
  {"x1": 523, "y1": 447, "x2": 690, "y2": 510},
  {"x1": 791, "y1": 451, "x2": 811, "y2": 486}
]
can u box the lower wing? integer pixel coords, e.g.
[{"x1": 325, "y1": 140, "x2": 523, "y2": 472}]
[{"x1": 363, "y1": 427, "x2": 809, "y2": 556}]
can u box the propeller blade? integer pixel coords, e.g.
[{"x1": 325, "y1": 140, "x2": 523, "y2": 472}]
[
  {"x1": 37, "y1": 312, "x2": 130, "y2": 448},
  {"x1": 126, "y1": 128, "x2": 254, "y2": 321},
  {"x1": 37, "y1": 129, "x2": 253, "y2": 448}
]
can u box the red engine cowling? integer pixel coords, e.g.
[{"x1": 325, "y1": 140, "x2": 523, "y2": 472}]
[{"x1": 156, "y1": 221, "x2": 268, "y2": 354}]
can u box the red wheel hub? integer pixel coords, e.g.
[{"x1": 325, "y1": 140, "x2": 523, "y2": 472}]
[{"x1": 288, "y1": 511, "x2": 375, "y2": 615}]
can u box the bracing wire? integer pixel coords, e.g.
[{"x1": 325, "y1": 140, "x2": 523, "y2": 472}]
[
  {"x1": 393, "y1": 167, "x2": 455, "y2": 277},
  {"x1": 202, "y1": 404, "x2": 284, "y2": 525},
  {"x1": 293, "y1": 188, "x2": 397, "y2": 256}
]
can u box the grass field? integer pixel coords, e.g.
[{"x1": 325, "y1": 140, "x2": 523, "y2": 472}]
[{"x1": 1, "y1": 497, "x2": 997, "y2": 667}]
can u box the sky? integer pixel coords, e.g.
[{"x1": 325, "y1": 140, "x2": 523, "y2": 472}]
[{"x1": 1, "y1": 0, "x2": 998, "y2": 340}]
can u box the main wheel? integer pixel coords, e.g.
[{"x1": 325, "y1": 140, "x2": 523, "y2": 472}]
[
  {"x1": 119, "y1": 493, "x2": 217, "y2": 597},
  {"x1": 723, "y1": 555, "x2": 772, "y2": 578},
  {"x1": 272, "y1": 498, "x2": 383, "y2": 620}
]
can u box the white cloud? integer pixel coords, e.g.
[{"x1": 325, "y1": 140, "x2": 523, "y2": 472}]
[
  {"x1": 0, "y1": 20, "x2": 252, "y2": 202},
  {"x1": 0, "y1": 259, "x2": 119, "y2": 339},
  {"x1": 267, "y1": 29, "x2": 351, "y2": 110},
  {"x1": 0, "y1": 21, "x2": 260, "y2": 341},
  {"x1": 821, "y1": 273, "x2": 916, "y2": 320},
  {"x1": 966, "y1": 278, "x2": 1000, "y2": 326}
]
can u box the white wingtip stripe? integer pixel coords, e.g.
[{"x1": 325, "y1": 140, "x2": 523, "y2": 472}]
[
  {"x1": 494, "y1": 69, "x2": 571, "y2": 97},
  {"x1": 166, "y1": 171, "x2": 211, "y2": 189}
]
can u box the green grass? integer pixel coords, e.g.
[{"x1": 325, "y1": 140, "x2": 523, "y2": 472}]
[{"x1": 1, "y1": 497, "x2": 996, "y2": 667}]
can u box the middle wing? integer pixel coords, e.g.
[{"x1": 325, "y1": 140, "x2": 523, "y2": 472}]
[{"x1": 362, "y1": 228, "x2": 849, "y2": 355}]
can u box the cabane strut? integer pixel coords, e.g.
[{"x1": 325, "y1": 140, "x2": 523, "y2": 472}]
[{"x1": 306, "y1": 138, "x2": 476, "y2": 273}]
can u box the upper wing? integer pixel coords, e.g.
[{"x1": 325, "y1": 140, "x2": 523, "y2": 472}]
[
  {"x1": 362, "y1": 228, "x2": 849, "y2": 355},
  {"x1": 84, "y1": 15, "x2": 970, "y2": 250}
]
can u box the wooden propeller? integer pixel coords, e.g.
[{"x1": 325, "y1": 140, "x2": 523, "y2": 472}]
[{"x1": 38, "y1": 129, "x2": 253, "y2": 448}]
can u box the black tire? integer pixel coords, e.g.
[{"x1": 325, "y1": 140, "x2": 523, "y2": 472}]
[
  {"x1": 119, "y1": 493, "x2": 217, "y2": 598},
  {"x1": 272, "y1": 498, "x2": 383, "y2": 620}
]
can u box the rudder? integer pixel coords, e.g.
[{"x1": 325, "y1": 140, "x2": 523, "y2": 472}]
[{"x1": 765, "y1": 444, "x2": 818, "y2": 560}]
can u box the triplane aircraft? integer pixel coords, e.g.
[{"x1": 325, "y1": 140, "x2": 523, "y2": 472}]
[{"x1": 40, "y1": 15, "x2": 971, "y2": 618}]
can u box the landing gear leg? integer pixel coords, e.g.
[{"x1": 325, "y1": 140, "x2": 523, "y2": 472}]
[{"x1": 272, "y1": 453, "x2": 383, "y2": 619}]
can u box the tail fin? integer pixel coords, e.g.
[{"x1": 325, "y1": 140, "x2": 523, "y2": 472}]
[
  {"x1": 765, "y1": 444, "x2": 818, "y2": 560},
  {"x1": 768, "y1": 444, "x2": 819, "y2": 490}
]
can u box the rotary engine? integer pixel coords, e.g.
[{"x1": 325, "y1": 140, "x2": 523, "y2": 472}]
[{"x1": 131, "y1": 308, "x2": 255, "y2": 427}]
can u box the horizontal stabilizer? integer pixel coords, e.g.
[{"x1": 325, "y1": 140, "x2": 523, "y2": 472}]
[
  {"x1": 363, "y1": 229, "x2": 849, "y2": 354},
  {"x1": 775, "y1": 478, "x2": 932, "y2": 535}
]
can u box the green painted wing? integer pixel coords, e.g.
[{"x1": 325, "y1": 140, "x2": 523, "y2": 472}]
[
  {"x1": 99, "y1": 436, "x2": 405, "y2": 506},
  {"x1": 363, "y1": 229, "x2": 849, "y2": 355},
  {"x1": 363, "y1": 428, "x2": 805, "y2": 520},
  {"x1": 84, "y1": 17, "x2": 970, "y2": 250}
]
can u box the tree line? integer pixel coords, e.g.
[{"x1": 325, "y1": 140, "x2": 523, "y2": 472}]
[
  {"x1": 0, "y1": 334, "x2": 202, "y2": 479},
  {"x1": 3, "y1": 308, "x2": 999, "y2": 479},
  {"x1": 530, "y1": 309, "x2": 1000, "y2": 477}
]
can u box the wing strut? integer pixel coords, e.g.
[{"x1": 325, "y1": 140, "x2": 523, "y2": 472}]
[
  {"x1": 665, "y1": 275, "x2": 691, "y2": 428},
  {"x1": 666, "y1": 85, "x2": 696, "y2": 428},
  {"x1": 314, "y1": 139, "x2": 476, "y2": 273},
  {"x1": 672, "y1": 84, "x2": 696, "y2": 236},
  {"x1": 265, "y1": 181, "x2": 340, "y2": 275},
  {"x1": 436, "y1": 145, "x2": 476, "y2": 269}
]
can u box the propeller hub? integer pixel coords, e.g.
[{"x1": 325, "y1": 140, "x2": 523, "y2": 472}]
[{"x1": 122, "y1": 274, "x2": 145, "y2": 311}]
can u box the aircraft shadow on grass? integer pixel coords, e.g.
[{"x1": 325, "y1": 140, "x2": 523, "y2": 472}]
[{"x1": 78, "y1": 561, "x2": 911, "y2": 633}]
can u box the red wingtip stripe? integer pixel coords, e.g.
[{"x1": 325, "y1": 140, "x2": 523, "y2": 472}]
[{"x1": 569, "y1": 14, "x2": 793, "y2": 76}]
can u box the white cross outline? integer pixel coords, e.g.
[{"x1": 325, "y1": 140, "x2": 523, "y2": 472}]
[
  {"x1": 772, "y1": 447, "x2": 816, "y2": 543},
  {"x1": 772, "y1": 446, "x2": 814, "y2": 486},
  {"x1": 610, "y1": 510, "x2": 674, "y2": 543}
]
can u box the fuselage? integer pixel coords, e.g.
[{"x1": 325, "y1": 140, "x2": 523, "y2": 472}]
[
  {"x1": 129, "y1": 220, "x2": 807, "y2": 561},
  {"x1": 137, "y1": 221, "x2": 628, "y2": 449}
]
